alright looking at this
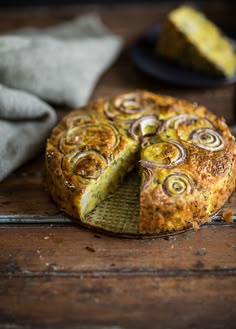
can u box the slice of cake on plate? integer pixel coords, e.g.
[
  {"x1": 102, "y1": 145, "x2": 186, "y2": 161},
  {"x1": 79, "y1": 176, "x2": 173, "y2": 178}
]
[{"x1": 158, "y1": 6, "x2": 235, "y2": 77}]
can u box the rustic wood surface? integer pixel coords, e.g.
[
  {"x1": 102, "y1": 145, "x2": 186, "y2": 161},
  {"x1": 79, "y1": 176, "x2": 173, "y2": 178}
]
[{"x1": 0, "y1": 3, "x2": 236, "y2": 329}]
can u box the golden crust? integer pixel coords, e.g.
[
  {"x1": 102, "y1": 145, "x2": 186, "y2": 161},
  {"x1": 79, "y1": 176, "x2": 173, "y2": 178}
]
[
  {"x1": 139, "y1": 92, "x2": 236, "y2": 233},
  {"x1": 45, "y1": 90, "x2": 236, "y2": 235}
]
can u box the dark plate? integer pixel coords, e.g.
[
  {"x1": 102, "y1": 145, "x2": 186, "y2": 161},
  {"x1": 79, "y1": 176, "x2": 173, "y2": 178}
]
[{"x1": 130, "y1": 25, "x2": 236, "y2": 88}]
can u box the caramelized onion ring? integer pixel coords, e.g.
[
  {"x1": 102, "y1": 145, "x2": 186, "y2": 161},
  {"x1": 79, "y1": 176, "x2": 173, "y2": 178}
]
[
  {"x1": 104, "y1": 102, "x2": 117, "y2": 120},
  {"x1": 189, "y1": 128, "x2": 224, "y2": 151},
  {"x1": 164, "y1": 114, "x2": 213, "y2": 130},
  {"x1": 173, "y1": 114, "x2": 199, "y2": 129},
  {"x1": 165, "y1": 114, "x2": 198, "y2": 129},
  {"x1": 114, "y1": 93, "x2": 143, "y2": 114},
  {"x1": 162, "y1": 172, "x2": 194, "y2": 197},
  {"x1": 140, "y1": 141, "x2": 187, "y2": 169},
  {"x1": 62, "y1": 150, "x2": 107, "y2": 180},
  {"x1": 59, "y1": 123, "x2": 120, "y2": 154},
  {"x1": 141, "y1": 137, "x2": 151, "y2": 149},
  {"x1": 141, "y1": 167, "x2": 154, "y2": 190},
  {"x1": 129, "y1": 115, "x2": 161, "y2": 139},
  {"x1": 64, "y1": 114, "x2": 92, "y2": 128}
]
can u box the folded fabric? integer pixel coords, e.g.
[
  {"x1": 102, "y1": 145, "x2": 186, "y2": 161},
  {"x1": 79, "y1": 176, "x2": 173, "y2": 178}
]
[
  {"x1": 0, "y1": 14, "x2": 123, "y2": 181},
  {"x1": 0, "y1": 84, "x2": 57, "y2": 181},
  {"x1": 0, "y1": 14, "x2": 123, "y2": 107}
]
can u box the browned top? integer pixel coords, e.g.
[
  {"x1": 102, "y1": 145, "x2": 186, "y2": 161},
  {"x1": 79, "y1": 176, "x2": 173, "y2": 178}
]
[
  {"x1": 45, "y1": 90, "x2": 236, "y2": 235},
  {"x1": 139, "y1": 92, "x2": 236, "y2": 233},
  {"x1": 0, "y1": 4, "x2": 236, "y2": 329}
]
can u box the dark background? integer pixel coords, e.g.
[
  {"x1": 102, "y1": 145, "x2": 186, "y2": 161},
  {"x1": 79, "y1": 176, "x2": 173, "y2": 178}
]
[
  {"x1": 0, "y1": 0, "x2": 234, "y2": 6},
  {"x1": 1, "y1": 0, "x2": 234, "y2": 34}
]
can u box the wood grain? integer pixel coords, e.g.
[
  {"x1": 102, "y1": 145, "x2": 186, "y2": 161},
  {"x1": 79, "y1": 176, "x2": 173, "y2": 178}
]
[
  {"x1": 0, "y1": 276, "x2": 235, "y2": 329},
  {"x1": 0, "y1": 3, "x2": 236, "y2": 329},
  {"x1": 0, "y1": 225, "x2": 235, "y2": 275}
]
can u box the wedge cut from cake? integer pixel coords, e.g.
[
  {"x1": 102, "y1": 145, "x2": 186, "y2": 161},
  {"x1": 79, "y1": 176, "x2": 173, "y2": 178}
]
[
  {"x1": 45, "y1": 90, "x2": 236, "y2": 235},
  {"x1": 45, "y1": 105, "x2": 139, "y2": 220},
  {"x1": 158, "y1": 6, "x2": 235, "y2": 77}
]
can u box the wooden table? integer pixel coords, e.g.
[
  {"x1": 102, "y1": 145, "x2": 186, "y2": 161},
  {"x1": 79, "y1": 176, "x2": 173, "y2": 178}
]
[{"x1": 0, "y1": 3, "x2": 236, "y2": 329}]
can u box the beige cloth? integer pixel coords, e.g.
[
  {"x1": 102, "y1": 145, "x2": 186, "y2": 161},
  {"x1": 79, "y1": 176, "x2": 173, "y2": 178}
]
[
  {"x1": 0, "y1": 14, "x2": 123, "y2": 107},
  {"x1": 0, "y1": 84, "x2": 56, "y2": 181},
  {"x1": 0, "y1": 14, "x2": 123, "y2": 181}
]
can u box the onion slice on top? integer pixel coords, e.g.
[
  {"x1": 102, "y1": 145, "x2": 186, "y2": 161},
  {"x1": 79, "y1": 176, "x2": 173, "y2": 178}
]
[
  {"x1": 164, "y1": 114, "x2": 199, "y2": 129},
  {"x1": 104, "y1": 102, "x2": 117, "y2": 120},
  {"x1": 114, "y1": 92, "x2": 143, "y2": 114},
  {"x1": 140, "y1": 140, "x2": 187, "y2": 169},
  {"x1": 64, "y1": 114, "x2": 93, "y2": 128},
  {"x1": 173, "y1": 114, "x2": 199, "y2": 129},
  {"x1": 62, "y1": 150, "x2": 107, "y2": 181},
  {"x1": 141, "y1": 167, "x2": 154, "y2": 190},
  {"x1": 164, "y1": 114, "x2": 213, "y2": 130},
  {"x1": 189, "y1": 128, "x2": 224, "y2": 151},
  {"x1": 129, "y1": 115, "x2": 162, "y2": 139},
  {"x1": 162, "y1": 172, "x2": 194, "y2": 197},
  {"x1": 59, "y1": 122, "x2": 120, "y2": 155}
]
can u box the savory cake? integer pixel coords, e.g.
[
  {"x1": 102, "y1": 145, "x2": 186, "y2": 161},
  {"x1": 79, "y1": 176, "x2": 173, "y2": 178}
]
[
  {"x1": 45, "y1": 90, "x2": 236, "y2": 235},
  {"x1": 158, "y1": 6, "x2": 235, "y2": 77}
]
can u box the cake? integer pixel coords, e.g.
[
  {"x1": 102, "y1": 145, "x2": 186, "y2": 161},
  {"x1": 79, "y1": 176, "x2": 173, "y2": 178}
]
[
  {"x1": 45, "y1": 90, "x2": 236, "y2": 235},
  {"x1": 158, "y1": 6, "x2": 235, "y2": 77}
]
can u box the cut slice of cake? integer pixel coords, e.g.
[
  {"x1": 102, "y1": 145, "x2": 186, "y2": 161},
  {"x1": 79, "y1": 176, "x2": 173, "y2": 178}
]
[
  {"x1": 45, "y1": 110, "x2": 139, "y2": 221},
  {"x1": 158, "y1": 6, "x2": 235, "y2": 77}
]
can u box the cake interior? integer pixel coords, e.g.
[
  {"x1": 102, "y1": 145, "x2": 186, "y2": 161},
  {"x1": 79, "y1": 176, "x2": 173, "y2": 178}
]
[
  {"x1": 83, "y1": 170, "x2": 140, "y2": 235},
  {"x1": 77, "y1": 142, "x2": 139, "y2": 220}
]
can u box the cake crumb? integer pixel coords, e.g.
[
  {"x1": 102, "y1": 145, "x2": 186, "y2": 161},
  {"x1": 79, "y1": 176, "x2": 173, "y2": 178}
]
[
  {"x1": 85, "y1": 246, "x2": 95, "y2": 253},
  {"x1": 192, "y1": 221, "x2": 200, "y2": 231},
  {"x1": 222, "y1": 209, "x2": 233, "y2": 222}
]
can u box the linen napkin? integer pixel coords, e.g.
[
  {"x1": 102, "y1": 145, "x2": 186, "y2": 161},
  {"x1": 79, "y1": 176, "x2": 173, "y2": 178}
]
[
  {"x1": 0, "y1": 84, "x2": 56, "y2": 181},
  {"x1": 0, "y1": 14, "x2": 123, "y2": 181},
  {"x1": 0, "y1": 14, "x2": 123, "y2": 107}
]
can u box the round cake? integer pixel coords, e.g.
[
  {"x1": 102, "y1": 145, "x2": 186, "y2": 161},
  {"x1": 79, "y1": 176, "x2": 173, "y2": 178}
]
[{"x1": 45, "y1": 90, "x2": 236, "y2": 236}]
